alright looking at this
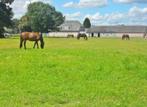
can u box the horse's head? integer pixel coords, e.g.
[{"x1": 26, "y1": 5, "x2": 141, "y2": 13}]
[{"x1": 39, "y1": 33, "x2": 45, "y2": 49}]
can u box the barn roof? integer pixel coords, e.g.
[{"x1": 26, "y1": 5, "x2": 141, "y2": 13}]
[
  {"x1": 59, "y1": 20, "x2": 82, "y2": 28},
  {"x1": 58, "y1": 20, "x2": 82, "y2": 32},
  {"x1": 87, "y1": 25, "x2": 147, "y2": 33}
]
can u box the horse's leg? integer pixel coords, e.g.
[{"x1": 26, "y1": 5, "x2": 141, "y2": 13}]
[
  {"x1": 36, "y1": 41, "x2": 39, "y2": 49},
  {"x1": 24, "y1": 40, "x2": 26, "y2": 49},
  {"x1": 86, "y1": 36, "x2": 88, "y2": 40},
  {"x1": 20, "y1": 39, "x2": 23, "y2": 49},
  {"x1": 33, "y1": 41, "x2": 36, "y2": 48}
]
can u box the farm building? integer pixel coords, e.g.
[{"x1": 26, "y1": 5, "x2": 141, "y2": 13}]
[
  {"x1": 59, "y1": 20, "x2": 82, "y2": 32},
  {"x1": 48, "y1": 20, "x2": 147, "y2": 38},
  {"x1": 87, "y1": 25, "x2": 147, "y2": 38},
  {"x1": 48, "y1": 20, "x2": 84, "y2": 37}
]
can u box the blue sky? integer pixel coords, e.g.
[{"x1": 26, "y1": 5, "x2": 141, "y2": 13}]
[{"x1": 12, "y1": 0, "x2": 147, "y2": 25}]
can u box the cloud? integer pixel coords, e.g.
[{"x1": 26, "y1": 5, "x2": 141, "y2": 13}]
[
  {"x1": 11, "y1": 0, "x2": 52, "y2": 18},
  {"x1": 113, "y1": 0, "x2": 147, "y2": 4},
  {"x1": 65, "y1": 12, "x2": 81, "y2": 20},
  {"x1": 84, "y1": 6, "x2": 147, "y2": 25},
  {"x1": 129, "y1": 6, "x2": 147, "y2": 17},
  {"x1": 85, "y1": 12, "x2": 125, "y2": 25},
  {"x1": 63, "y1": 2, "x2": 76, "y2": 8},
  {"x1": 63, "y1": 0, "x2": 108, "y2": 8}
]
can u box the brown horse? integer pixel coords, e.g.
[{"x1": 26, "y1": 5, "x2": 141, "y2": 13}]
[
  {"x1": 77, "y1": 33, "x2": 88, "y2": 40},
  {"x1": 67, "y1": 34, "x2": 74, "y2": 38},
  {"x1": 122, "y1": 34, "x2": 130, "y2": 40},
  {"x1": 20, "y1": 32, "x2": 44, "y2": 49}
]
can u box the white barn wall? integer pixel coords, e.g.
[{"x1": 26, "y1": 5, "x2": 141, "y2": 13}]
[
  {"x1": 47, "y1": 32, "x2": 79, "y2": 37},
  {"x1": 46, "y1": 32, "x2": 144, "y2": 38},
  {"x1": 89, "y1": 33, "x2": 144, "y2": 38}
]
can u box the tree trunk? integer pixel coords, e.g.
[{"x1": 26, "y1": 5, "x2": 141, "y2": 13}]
[{"x1": 0, "y1": 28, "x2": 5, "y2": 38}]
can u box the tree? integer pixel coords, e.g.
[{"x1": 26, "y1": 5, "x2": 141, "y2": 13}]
[
  {"x1": 83, "y1": 18, "x2": 91, "y2": 28},
  {"x1": 11, "y1": 18, "x2": 19, "y2": 33},
  {"x1": 1, "y1": 0, "x2": 14, "y2": 4},
  {"x1": 19, "y1": 2, "x2": 65, "y2": 32},
  {"x1": 0, "y1": 0, "x2": 14, "y2": 37},
  {"x1": 19, "y1": 15, "x2": 32, "y2": 32}
]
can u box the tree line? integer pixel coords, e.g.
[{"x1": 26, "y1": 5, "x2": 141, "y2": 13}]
[
  {"x1": 0, "y1": 0, "x2": 14, "y2": 37},
  {"x1": 0, "y1": 0, "x2": 91, "y2": 38}
]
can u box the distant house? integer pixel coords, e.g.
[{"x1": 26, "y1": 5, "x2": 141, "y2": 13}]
[
  {"x1": 87, "y1": 25, "x2": 147, "y2": 37},
  {"x1": 59, "y1": 20, "x2": 82, "y2": 32},
  {"x1": 48, "y1": 20, "x2": 84, "y2": 37}
]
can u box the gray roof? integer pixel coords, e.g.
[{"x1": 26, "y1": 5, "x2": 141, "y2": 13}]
[
  {"x1": 87, "y1": 25, "x2": 147, "y2": 33},
  {"x1": 59, "y1": 20, "x2": 82, "y2": 32},
  {"x1": 60, "y1": 20, "x2": 82, "y2": 26}
]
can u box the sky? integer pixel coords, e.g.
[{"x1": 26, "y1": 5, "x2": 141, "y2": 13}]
[{"x1": 11, "y1": 0, "x2": 147, "y2": 25}]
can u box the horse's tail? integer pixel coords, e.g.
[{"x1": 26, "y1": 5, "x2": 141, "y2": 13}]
[
  {"x1": 39, "y1": 32, "x2": 44, "y2": 41},
  {"x1": 39, "y1": 33, "x2": 45, "y2": 49}
]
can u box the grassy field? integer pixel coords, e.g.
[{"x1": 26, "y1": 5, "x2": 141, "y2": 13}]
[{"x1": 0, "y1": 37, "x2": 147, "y2": 107}]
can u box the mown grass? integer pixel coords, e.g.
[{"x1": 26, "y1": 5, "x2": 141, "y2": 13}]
[{"x1": 0, "y1": 37, "x2": 147, "y2": 107}]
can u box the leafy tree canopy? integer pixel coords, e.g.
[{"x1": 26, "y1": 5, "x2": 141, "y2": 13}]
[
  {"x1": 19, "y1": 2, "x2": 65, "y2": 32},
  {"x1": 1, "y1": 0, "x2": 14, "y2": 4},
  {"x1": 83, "y1": 18, "x2": 91, "y2": 28},
  {"x1": 0, "y1": 0, "x2": 14, "y2": 37}
]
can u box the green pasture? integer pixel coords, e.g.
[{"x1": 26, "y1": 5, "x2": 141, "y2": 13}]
[{"x1": 0, "y1": 37, "x2": 147, "y2": 107}]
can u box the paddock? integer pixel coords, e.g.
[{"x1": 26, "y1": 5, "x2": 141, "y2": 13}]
[{"x1": 0, "y1": 37, "x2": 147, "y2": 106}]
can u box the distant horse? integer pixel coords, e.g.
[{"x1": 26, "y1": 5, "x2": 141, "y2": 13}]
[
  {"x1": 20, "y1": 32, "x2": 44, "y2": 49},
  {"x1": 77, "y1": 33, "x2": 88, "y2": 40},
  {"x1": 143, "y1": 33, "x2": 147, "y2": 39},
  {"x1": 122, "y1": 34, "x2": 130, "y2": 40},
  {"x1": 67, "y1": 34, "x2": 74, "y2": 38}
]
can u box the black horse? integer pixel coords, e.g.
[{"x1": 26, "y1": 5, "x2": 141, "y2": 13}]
[
  {"x1": 122, "y1": 34, "x2": 130, "y2": 40},
  {"x1": 77, "y1": 33, "x2": 88, "y2": 40}
]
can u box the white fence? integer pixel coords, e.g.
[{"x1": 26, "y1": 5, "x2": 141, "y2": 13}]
[
  {"x1": 96, "y1": 33, "x2": 144, "y2": 38},
  {"x1": 46, "y1": 32, "x2": 144, "y2": 38},
  {"x1": 47, "y1": 32, "x2": 79, "y2": 38}
]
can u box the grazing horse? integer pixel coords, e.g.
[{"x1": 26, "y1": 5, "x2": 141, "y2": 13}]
[
  {"x1": 67, "y1": 34, "x2": 74, "y2": 38},
  {"x1": 143, "y1": 33, "x2": 147, "y2": 39},
  {"x1": 20, "y1": 32, "x2": 44, "y2": 49},
  {"x1": 77, "y1": 33, "x2": 88, "y2": 40},
  {"x1": 122, "y1": 34, "x2": 130, "y2": 40}
]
